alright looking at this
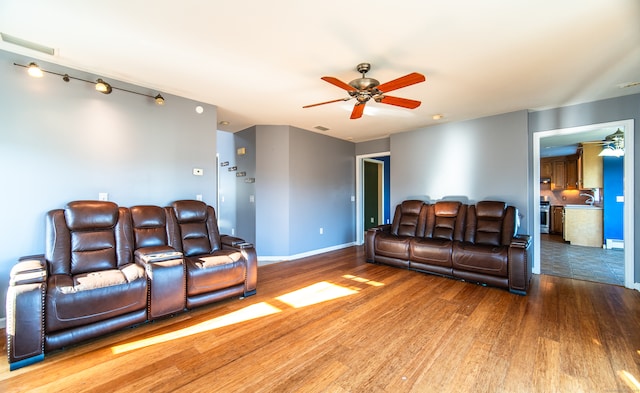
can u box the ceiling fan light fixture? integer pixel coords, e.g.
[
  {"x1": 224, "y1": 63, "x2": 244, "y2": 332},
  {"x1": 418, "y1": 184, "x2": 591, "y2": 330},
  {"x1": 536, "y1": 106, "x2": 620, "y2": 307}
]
[{"x1": 95, "y1": 79, "x2": 112, "y2": 94}]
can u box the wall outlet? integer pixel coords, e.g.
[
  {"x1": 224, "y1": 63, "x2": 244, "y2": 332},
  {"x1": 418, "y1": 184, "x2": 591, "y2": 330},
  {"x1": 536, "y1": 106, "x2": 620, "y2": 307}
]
[
  {"x1": 196, "y1": 194, "x2": 202, "y2": 201},
  {"x1": 193, "y1": 168, "x2": 203, "y2": 176},
  {"x1": 98, "y1": 192, "x2": 108, "y2": 201},
  {"x1": 370, "y1": 217, "x2": 374, "y2": 223},
  {"x1": 319, "y1": 227, "x2": 323, "y2": 235}
]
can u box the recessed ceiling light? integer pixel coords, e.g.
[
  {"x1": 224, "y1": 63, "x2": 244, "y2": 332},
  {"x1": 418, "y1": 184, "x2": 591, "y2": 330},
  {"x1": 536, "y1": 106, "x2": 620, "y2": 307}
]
[
  {"x1": 432, "y1": 114, "x2": 444, "y2": 120},
  {"x1": 219, "y1": 120, "x2": 230, "y2": 126}
]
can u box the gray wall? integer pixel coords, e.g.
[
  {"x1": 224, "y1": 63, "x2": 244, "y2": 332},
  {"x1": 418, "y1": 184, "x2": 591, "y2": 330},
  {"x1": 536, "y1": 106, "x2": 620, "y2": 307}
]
[
  {"x1": 528, "y1": 94, "x2": 640, "y2": 282},
  {"x1": 234, "y1": 127, "x2": 257, "y2": 245},
  {"x1": 216, "y1": 130, "x2": 238, "y2": 237},
  {"x1": 0, "y1": 50, "x2": 218, "y2": 319},
  {"x1": 390, "y1": 110, "x2": 530, "y2": 232},
  {"x1": 256, "y1": 125, "x2": 356, "y2": 257},
  {"x1": 355, "y1": 137, "x2": 390, "y2": 156}
]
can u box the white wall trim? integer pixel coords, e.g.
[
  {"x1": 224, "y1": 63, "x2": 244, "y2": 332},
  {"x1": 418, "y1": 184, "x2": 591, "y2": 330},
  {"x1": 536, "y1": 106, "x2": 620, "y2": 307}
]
[{"x1": 257, "y1": 242, "x2": 356, "y2": 266}]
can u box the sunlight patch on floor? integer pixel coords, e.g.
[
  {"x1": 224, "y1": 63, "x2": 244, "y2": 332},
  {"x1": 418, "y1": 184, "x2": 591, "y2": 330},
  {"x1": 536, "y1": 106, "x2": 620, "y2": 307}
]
[
  {"x1": 618, "y1": 370, "x2": 640, "y2": 391},
  {"x1": 111, "y1": 302, "x2": 281, "y2": 354},
  {"x1": 110, "y1": 274, "x2": 386, "y2": 354},
  {"x1": 276, "y1": 281, "x2": 359, "y2": 308}
]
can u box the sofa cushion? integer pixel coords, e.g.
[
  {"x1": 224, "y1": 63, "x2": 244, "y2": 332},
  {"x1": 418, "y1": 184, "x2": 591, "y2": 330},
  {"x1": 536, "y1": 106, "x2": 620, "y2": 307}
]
[
  {"x1": 374, "y1": 233, "x2": 411, "y2": 261},
  {"x1": 46, "y1": 267, "x2": 147, "y2": 332},
  {"x1": 409, "y1": 237, "x2": 453, "y2": 268},
  {"x1": 452, "y1": 241, "x2": 508, "y2": 277},
  {"x1": 185, "y1": 251, "x2": 246, "y2": 296}
]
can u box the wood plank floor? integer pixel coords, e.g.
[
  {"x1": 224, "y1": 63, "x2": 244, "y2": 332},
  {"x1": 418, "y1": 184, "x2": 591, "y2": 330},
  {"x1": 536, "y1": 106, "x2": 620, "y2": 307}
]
[{"x1": 1, "y1": 245, "x2": 640, "y2": 392}]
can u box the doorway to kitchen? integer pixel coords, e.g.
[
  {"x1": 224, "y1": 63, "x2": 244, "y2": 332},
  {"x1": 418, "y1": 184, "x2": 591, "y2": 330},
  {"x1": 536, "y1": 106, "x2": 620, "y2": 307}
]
[{"x1": 532, "y1": 120, "x2": 635, "y2": 289}]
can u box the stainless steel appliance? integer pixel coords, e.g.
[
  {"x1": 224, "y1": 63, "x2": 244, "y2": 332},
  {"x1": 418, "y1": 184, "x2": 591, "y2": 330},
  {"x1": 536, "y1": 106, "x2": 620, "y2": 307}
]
[{"x1": 540, "y1": 200, "x2": 550, "y2": 233}]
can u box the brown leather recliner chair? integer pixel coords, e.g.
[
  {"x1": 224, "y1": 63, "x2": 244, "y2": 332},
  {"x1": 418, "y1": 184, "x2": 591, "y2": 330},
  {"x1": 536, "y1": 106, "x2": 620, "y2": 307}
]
[
  {"x1": 6, "y1": 201, "x2": 148, "y2": 370},
  {"x1": 130, "y1": 205, "x2": 186, "y2": 318},
  {"x1": 166, "y1": 200, "x2": 257, "y2": 309},
  {"x1": 365, "y1": 200, "x2": 427, "y2": 268},
  {"x1": 410, "y1": 201, "x2": 467, "y2": 276},
  {"x1": 452, "y1": 200, "x2": 529, "y2": 293}
]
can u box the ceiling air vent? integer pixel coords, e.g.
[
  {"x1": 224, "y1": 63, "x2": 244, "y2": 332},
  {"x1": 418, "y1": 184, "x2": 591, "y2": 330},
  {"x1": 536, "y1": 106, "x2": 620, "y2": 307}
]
[
  {"x1": 314, "y1": 126, "x2": 330, "y2": 132},
  {"x1": 0, "y1": 33, "x2": 55, "y2": 55}
]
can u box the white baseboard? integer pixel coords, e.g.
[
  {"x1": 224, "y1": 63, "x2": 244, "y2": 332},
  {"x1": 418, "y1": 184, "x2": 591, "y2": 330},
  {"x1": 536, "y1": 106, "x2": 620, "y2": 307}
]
[
  {"x1": 0, "y1": 317, "x2": 5, "y2": 330},
  {"x1": 605, "y1": 239, "x2": 624, "y2": 249},
  {"x1": 258, "y1": 242, "x2": 356, "y2": 266}
]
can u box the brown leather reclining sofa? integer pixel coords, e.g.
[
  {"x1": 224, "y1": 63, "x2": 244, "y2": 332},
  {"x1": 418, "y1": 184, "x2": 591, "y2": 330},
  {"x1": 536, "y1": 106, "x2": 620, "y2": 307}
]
[
  {"x1": 6, "y1": 200, "x2": 257, "y2": 370},
  {"x1": 366, "y1": 200, "x2": 531, "y2": 295}
]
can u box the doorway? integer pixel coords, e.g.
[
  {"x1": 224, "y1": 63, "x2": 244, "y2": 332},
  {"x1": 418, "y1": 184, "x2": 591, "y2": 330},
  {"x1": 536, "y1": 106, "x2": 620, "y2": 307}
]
[
  {"x1": 364, "y1": 159, "x2": 383, "y2": 231},
  {"x1": 356, "y1": 152, "x2": 390, "y2": 244},
  {"x1": 532, "y1": 120, "x2": 635, "y2": 289}
]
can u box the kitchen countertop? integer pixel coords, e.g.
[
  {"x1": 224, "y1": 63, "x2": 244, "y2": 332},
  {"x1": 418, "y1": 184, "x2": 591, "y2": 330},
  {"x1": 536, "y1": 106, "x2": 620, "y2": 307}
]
[{"x1": 564, "y1": 204, "x2": 603, "y2": 210}]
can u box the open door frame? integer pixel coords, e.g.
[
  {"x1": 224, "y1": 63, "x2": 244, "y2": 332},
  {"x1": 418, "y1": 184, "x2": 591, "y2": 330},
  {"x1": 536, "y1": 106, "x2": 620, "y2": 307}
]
[
  {"x1": 532, "y1": 119, "x2": 636, "y2": 290},
  {"x1": 356, "y1": 151, "x2": 390, "y2": 245}
]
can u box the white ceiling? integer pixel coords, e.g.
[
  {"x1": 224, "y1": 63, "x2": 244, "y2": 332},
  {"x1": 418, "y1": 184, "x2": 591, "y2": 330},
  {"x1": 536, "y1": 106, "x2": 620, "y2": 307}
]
[{"x1": 1, "y1": 0, "x2": 639, "y2": 142}]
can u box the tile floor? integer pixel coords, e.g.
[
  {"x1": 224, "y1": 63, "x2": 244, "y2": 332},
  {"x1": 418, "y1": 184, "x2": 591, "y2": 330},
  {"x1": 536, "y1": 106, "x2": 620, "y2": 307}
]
[{"x1": 540, "y1": 233, "x2": 625, "y2": 286}]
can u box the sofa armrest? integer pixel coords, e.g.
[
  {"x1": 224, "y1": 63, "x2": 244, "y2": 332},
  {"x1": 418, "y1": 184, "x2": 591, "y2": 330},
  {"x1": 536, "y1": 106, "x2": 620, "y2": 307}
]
[
  {"x1": 508, "y1": 235, "x2": 532, "y2": 295},
  {"x1": 6, "y1": 255, "x2": 47, "y2": 370},
  {"x1": 365, "y1": 225, "x2": 391, "y2": 263},
  {"x1": 134, "y1": 246, "x2": 186, "y2": 319},
  {"x1": 220, "y1": 235, "x2": 257, "y2": 297},
  {"x1": 220, "y1": 235, "x2": 253, "y2": 249}
]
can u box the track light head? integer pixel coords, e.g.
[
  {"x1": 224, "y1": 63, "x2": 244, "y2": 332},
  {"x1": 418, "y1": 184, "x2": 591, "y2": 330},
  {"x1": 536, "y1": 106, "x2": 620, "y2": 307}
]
[
  {"x1": 95, "y1": 79, "x2": 112, "y2": 94},
  {"x1": 27, "y1": 62, "x2": 43, "y2": 78},
  {"x1": 154, "y1": 94, "x2": 165, "y2": 105}
]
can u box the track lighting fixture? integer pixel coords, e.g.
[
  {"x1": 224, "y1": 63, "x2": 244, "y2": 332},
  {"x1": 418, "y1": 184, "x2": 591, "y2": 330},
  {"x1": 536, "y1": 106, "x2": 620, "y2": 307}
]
[
  {"x1": 95, "y1": 79, "x2": 112, "y2": 94},
  {"x1": 15, "y1": 62, "x2": 165, "y2": 105},
  {"x1": 27, "y1": 62, "x2": 43, "y2": 78}
]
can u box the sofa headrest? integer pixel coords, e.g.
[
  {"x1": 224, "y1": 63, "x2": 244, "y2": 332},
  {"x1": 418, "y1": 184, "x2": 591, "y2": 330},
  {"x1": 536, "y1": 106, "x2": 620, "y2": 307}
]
[
  {"x1": 434, "y1": 201, "x2": 461, "y2": 217},
  {"x1": 64, "y1": 201, "x2": 119, "y2": 231},
  {"x1": 476, "y1": 201, "x2": 506, "y2": 219},
  {"x1": 131, "y1": 205, "x2": 166, "y2": 227},
  {"x1": 171, "y1": 200, "x2": 207, "y2": 223},
  {"x1": 400, "y1": 200, "x2": 424, "y2": 215}
]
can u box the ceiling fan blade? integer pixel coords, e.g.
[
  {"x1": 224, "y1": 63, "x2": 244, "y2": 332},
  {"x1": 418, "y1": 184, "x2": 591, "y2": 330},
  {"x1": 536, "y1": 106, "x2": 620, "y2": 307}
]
[
  {"x1": 350, "y1": 103, "x2": 365, "y2": 119},
  {"x1": 378, "y1": 95, "x2": 421, "y2": 109},
  {"x1": 303, "y1": 98, "x2": 350, "y2": 108},
  {"x1": 321, "y1": 76, "x2": 355, "y2": 91},
  {"x1": 377, "y1": 72, "x2": 426, "y2": 93}
]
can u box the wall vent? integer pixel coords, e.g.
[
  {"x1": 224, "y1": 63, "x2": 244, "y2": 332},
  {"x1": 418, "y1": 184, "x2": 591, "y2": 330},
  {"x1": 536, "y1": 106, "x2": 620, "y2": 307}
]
[{"x1": 0, "y1": 33, "x2": 55, "y2": 55}]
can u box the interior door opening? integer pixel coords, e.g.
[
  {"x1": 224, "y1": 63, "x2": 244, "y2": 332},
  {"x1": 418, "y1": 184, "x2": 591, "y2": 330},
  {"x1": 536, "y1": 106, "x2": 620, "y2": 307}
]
[{"x1": 533, "y1": 120, "x2": 635, "y2": 289}]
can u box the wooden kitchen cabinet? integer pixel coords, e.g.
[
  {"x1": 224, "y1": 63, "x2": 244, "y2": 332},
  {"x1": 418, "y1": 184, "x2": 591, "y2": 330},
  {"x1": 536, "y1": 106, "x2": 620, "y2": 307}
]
[
  {"x1": 543, "y1": 154, "x2": 579, "y2": 190},
  {"x1": 581, "y1": 143, "x2": 603, "y2": 189},
  {"x1": 551, "y1": 206, "x2": 564, "y2": 235},
  {"x1": 563, "y1": 206, "x2": 603, "y2": 247},
  {"x1": 541, "y1": 158, "x2": 553, "y2": 179},
  {"x1": 565, "y1": 155, "x2": 579, "y2": 189}
]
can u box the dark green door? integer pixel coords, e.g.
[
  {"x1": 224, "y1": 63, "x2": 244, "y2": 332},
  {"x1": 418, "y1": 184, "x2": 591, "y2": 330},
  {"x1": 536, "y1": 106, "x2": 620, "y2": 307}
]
[{"x1": 364, "y1": 160, "x2": 380, "y2": 231}]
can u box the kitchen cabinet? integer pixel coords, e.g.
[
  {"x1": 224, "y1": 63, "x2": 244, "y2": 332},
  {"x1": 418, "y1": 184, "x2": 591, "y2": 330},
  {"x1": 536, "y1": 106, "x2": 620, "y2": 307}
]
[
  {"x1": 563, "y1": 205, "x2": 603, "y2": 247},
  {"x1": 542, "y1": 155, "x2": 579, "y2": 190},
  {"x1": 581, "y1": 143, "x2": 603, "y2": 189},
  {"x1": 551, "y1": 206, "x2": 564, "y2": 235},
  {"x1": 541, "y1": 159, "x2": 553, "y2": 179},
  {"x1": 552, "y1": 160, "x2": 565, "y2": 190},
  {"x1": 565, "y1": 155, "x2": 579, "y2": 189}
]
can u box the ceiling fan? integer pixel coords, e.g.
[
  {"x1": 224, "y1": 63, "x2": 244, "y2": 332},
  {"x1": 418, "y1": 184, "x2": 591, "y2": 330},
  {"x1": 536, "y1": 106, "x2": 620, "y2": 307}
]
[
  {"x1": 582, "y1": 129, "x2": 625, "y2": 156},
  {"x1": 303, "y1": 63, "x2": 426, "y2": 119}
]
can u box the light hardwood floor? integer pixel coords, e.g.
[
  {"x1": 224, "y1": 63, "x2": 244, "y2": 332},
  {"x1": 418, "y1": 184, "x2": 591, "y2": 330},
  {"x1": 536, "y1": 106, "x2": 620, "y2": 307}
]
[{"x1": 1, "y1": 246, "x2": 640, "y2": 392}]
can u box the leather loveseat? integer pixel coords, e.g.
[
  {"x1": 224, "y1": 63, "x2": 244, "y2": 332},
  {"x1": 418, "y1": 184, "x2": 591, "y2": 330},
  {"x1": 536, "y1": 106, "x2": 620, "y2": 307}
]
[
  {"x1": 365, "y1": 200, "x2": 531, "y2": 295},
  {"x1": 6, "y1": 200, "x2": 257, "y2": 370}
]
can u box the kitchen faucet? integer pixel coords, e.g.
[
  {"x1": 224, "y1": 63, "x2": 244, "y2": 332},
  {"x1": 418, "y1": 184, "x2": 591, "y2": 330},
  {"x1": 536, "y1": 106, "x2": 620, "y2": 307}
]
[{"x1": 579, "y1": 193, "x2": 595, "y2": 206}]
